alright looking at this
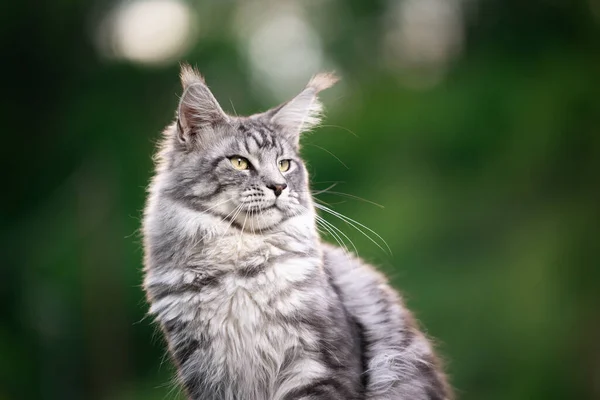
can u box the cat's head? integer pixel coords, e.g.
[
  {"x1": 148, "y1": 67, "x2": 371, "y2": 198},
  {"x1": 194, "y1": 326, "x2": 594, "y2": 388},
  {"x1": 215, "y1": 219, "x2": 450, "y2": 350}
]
[{"x1": 157, "y1": 64, "x2": 337, "y2": 231}]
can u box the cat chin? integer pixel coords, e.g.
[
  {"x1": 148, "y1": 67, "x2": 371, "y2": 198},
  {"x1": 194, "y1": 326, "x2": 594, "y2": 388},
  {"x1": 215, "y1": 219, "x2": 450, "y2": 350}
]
[
  {"x1": 233, "y1": 207, "x2": 284, "y2": 231},
  {"x1": 233, "y1": 206, "x2": 309, "y2": 232}
]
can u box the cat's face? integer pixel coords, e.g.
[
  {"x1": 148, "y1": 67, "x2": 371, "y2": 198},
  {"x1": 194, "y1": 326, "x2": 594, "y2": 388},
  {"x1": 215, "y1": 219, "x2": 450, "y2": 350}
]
[
  {"x1": 160, "y1": 65, "x2": 337, "y2": 231},
  {"x1": 168, "y1": 119, "x2": 311, "y2": 230}
]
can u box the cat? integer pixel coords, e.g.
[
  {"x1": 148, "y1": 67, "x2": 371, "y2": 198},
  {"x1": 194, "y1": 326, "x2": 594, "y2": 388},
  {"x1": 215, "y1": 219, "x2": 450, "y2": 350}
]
[{"x1": 142, "y1": 64, "x2": 452, "y2": 400}]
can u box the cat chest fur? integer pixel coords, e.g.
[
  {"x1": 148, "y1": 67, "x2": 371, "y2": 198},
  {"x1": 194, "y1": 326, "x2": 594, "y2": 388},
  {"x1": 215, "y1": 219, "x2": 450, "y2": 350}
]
[{"x1": 149, "y1": 235, "x2": 330, "y2": 398}]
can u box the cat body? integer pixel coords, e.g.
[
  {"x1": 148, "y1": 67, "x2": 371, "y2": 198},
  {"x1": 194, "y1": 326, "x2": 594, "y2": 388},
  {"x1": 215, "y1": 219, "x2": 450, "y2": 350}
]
[
  {"x1": 143, "y1": 65, "x2": 452, "y2": 399},
  {"x1": 144, "y1": 196, "x2": 362, "y2": 399}
]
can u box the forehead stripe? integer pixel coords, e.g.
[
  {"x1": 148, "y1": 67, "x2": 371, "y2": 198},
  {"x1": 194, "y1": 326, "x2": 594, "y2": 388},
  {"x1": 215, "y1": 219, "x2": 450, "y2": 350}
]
[
  {"x1": 237, "y1": 122, "x2": 287, "y2": 152},
  {"x1": 250, "y1": 130, "x2": 264, "y2": 147}
]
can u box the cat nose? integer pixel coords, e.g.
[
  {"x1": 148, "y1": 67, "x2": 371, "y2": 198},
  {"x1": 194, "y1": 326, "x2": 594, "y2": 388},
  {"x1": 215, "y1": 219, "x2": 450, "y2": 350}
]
[{"x1": 267, "y1": 183, "x2": 287, "y2": 197}]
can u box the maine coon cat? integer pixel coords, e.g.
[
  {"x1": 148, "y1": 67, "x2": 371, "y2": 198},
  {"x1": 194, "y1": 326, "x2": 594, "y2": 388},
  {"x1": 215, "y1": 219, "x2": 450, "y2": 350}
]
[{"x1": 142, "y1": 65, "x2": 452, "y2": 400}]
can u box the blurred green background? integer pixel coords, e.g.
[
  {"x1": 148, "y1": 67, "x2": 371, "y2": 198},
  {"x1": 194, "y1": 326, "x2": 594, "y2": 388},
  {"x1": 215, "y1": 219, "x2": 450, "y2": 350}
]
[{"x1": 2, "y1": 0, "x2": 599, "y2": 399}]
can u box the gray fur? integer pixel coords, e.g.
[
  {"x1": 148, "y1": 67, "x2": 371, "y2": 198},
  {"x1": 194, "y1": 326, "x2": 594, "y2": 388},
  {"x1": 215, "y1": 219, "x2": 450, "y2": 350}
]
[{"x1": 142, "y1": 65, "x2": 452, "y2": 400}]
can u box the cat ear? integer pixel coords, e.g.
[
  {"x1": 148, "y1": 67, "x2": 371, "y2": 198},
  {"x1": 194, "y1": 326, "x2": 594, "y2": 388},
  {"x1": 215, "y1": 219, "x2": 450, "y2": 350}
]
[
  {"x1": 268, "y1": 73, "x2": 339, "y2": 145},
  {"x1": 176, "y1": 64, "x2": 228, "y2": 144}
]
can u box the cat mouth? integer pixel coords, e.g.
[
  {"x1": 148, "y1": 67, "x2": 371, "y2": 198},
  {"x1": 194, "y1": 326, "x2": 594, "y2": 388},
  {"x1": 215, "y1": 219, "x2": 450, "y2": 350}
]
[{"x1": 241, "y1": 203, "x2": 277, "y2": 213}]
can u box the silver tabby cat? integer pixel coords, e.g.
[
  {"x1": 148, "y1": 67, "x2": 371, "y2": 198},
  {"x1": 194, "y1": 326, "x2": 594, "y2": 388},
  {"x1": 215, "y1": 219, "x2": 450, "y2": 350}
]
[{"x1": 142, "y1": 65, "x2": 452, "y2": 400}]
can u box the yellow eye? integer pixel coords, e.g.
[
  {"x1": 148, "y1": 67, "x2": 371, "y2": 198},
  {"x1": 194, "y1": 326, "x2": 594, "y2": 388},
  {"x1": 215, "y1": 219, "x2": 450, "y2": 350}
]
[
  {"x1": 278, "y1": 159, "x2": 291, "y2": 172},
  {"x1": 230, "y1": 156, "x2": 249, "y2": 170}
]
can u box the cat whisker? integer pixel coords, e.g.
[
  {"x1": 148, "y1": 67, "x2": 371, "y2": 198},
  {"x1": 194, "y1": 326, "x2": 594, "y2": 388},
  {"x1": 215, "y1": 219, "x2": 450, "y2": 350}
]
[
  {"x1": 315, "y1": 203, "x2": 391, "y2": 255},
  {"x1": 318, "y1": 191, "x2": 385, "y2": 209},
  {"x1": 220, "y1": 204, "x2": 244, "y2": 240},
  {"x1": 314, "y1": 197, "x2": 346, "y2": 206},
  {"x1": 256, "y1": 203, "x2": 265, "y2": 232},
  {"x1": 250, "y1": 207, "x2": 256, "y2": 235},
  {"x1": 311, "y1": 182, "x2": 339, "y2": 196},
  {"x1": 197, "y1": 201, "x2": 238, "y2": 243},
  {"x1": 194, "y1": 197, "x2": 235, "y2": 244},
  {"x1": 313, "y1": 215, "x2": 344, "y2": 251},
  {"x1": 195, "y1": 200, "x2": 237, "y2": 244},
  {"x1": 297, "y1": 204, "x2": 355, "y2": 255},
  {"x1": 239, "y1": 208, "x2": 249, "y2": 248},
  {"x1": 312, "y1": 180, "x2": 346, "y2": 185},
  {"x1": 314, "y1": 224, "x2": 327, "y2": 236},
  {"x1": 228, "y1": 98, "x2": 239, "y2": 117},
  {"x1": 305, "y1": 144, "x2": 349, "y2": 169},
  {"x1": 319, "y1": 124, "x2": 359, "y2": 138},
  {"x1": 199, "y1": 197, "x2": 236, "y2": 214},
  {"x1": 317, "y1": 220, "x2": 348, "y2": 254},
  {"x1": 234, "y1": 208, "x2": 249, "y2": 262},
  {"x1": 315, "y1": 214, "x2": 357, "y2": 255}
]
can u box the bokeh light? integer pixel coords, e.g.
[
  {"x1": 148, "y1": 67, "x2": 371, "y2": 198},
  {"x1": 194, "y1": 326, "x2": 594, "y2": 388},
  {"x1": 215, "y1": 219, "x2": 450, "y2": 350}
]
[
  {"x1": 235, "y1": 3, "x2": 328, "y2": 100},
  {"x1": 97, "y1": 0, "x2": 197, "y2": 65},
  {"x1": 383, "y1": 0, "x2": 464, "y2": 87}
]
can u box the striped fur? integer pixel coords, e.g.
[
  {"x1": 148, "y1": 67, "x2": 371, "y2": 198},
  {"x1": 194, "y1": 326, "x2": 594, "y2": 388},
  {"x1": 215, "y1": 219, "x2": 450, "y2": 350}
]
[{"x1": 142, "y1": 65, "x2": 452, "y2": 399}]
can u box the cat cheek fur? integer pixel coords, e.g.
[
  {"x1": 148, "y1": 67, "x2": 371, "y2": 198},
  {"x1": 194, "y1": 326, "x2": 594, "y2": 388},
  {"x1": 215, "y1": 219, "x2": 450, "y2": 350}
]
[{"x1": 142, "y1": 64, "x2": 453, "y2": 400}]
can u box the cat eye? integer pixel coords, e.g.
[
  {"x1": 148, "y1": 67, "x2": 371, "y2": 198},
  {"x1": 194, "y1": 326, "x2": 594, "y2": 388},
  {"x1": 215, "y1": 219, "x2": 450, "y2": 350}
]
[
  {"x1": 278, "y1": 159, "x2": 291, "y2": 172},
  {"x1": 230, "y1": 156, "x2": 250, "y2": 171}
]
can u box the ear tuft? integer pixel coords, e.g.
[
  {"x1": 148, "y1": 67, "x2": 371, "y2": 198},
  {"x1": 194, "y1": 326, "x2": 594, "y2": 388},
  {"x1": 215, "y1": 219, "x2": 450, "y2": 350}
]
[
  {"x1": 268, "y1": 72, "x2": 339, "y2": 143},
  {"x1": 180, "y1": 63, "x2": 205, "y2": 89},
  {"x1": 306, "y1": 72, "x2": 339, "y2": 93},
  {"x1": 176, "y1": 64, "x2": 227, "y2": 145}
]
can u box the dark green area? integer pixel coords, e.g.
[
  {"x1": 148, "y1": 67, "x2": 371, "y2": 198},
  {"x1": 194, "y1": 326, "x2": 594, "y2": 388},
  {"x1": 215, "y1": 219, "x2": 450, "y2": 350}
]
[{"x1": 2, "y1": 0, "x2": 599, "y2": 399}]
